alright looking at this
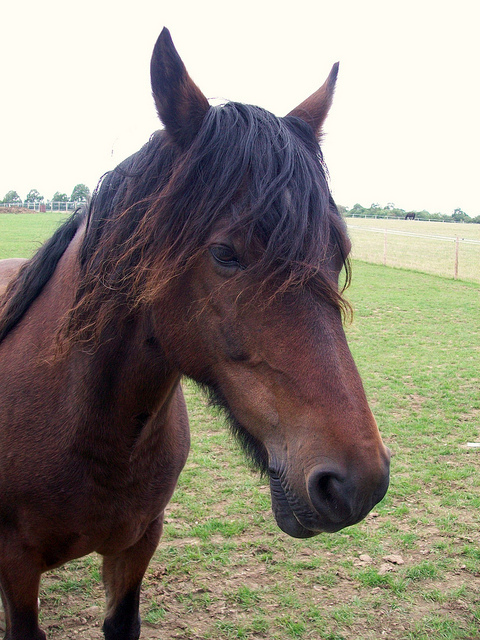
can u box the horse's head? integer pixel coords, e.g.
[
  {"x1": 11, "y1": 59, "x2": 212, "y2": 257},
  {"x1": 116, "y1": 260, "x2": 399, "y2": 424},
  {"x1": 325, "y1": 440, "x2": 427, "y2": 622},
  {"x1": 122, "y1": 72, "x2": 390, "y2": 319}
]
[{"x1": 148, "y1": 29, "x2": 390, "y2": 538}]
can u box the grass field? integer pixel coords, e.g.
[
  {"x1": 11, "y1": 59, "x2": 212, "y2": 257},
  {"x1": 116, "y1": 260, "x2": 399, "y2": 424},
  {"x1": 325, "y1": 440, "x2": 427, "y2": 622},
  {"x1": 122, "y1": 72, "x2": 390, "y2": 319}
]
[
  {"x1": 345, "y1": 218, "x2": 480, "y2": 284},
  {"x1": 0, "y1": 212, "x2": 67, "y2": 259},
  {"x1": 1, "y1": 215, "x2": 479, "y2": 638},
  {"x1": 346, "y1": 217, "x2": 480, "y2": 241}
]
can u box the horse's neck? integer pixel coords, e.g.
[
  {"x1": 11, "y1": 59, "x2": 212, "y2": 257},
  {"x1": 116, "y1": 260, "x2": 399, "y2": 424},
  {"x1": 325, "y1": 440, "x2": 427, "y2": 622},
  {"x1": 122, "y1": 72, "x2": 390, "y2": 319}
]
[
  {"x1": 74, "y1": 314, "x2": 181, "y2": 427},
  {"x1": 42, "y1": 226, "x2": 181, "y2": 433},
  {"x1": 65, "y1": 304, "x2": 184, "y2": 482}
]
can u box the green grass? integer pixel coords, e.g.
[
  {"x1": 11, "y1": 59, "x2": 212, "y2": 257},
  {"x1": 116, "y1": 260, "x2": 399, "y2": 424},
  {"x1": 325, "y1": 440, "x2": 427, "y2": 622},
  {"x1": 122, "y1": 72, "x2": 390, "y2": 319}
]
[
  {"x1": 346, "y1": 217, "x2": 480, "y2": 283},
  {"x1": 1, "y1": 215, "x2": 479, "y2": 639},
  {"x1": 0, "y1": 212, "x2": 66, "y2": 259},
  {"x1": 144, "y1": 600, "x2": 166, "y2": 624}
]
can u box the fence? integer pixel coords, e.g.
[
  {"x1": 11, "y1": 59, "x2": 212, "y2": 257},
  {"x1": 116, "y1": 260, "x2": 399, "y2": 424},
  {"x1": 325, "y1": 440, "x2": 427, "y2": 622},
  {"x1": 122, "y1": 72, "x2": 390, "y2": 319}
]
[
  {"x1": 0, "y1": 201, "x2": 83, "y2": 212},
  {"x1": 347, "y1": 223, "x2": 480, "y2": 284},
  {"x1": 347, "y1": 213, "x2": 464, "y2": 223}
]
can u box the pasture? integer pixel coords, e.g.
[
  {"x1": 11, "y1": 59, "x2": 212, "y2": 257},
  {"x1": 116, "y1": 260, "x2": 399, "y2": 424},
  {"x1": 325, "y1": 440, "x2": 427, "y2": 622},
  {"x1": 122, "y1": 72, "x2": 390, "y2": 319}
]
[
  {"x1": 0, "y1": 212, "x2": 67, "y2": 259},
  {"x1": 1, "y1": 214, "x2": 479, "y2": 638},
  {"x1": 346, "y1": 217, "x2": 480, "y2": 284}
]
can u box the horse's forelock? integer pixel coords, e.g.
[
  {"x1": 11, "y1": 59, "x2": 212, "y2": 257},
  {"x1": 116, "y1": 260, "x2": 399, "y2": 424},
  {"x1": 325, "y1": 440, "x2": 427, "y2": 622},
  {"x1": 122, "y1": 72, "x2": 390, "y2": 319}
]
[
  {"x1": 178, "y1": 103, "x2": 351, "y2": 308},
  {"x1": 161, "y1": 102, "x2": 348, "y2": 270}
]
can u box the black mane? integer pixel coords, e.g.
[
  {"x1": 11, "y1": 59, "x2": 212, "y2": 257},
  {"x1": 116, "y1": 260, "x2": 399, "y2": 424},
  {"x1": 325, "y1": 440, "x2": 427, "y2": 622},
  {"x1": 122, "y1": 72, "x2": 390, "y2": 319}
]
[{"x1": 0, "y1": 210, "x2": 85, "y2": 345}]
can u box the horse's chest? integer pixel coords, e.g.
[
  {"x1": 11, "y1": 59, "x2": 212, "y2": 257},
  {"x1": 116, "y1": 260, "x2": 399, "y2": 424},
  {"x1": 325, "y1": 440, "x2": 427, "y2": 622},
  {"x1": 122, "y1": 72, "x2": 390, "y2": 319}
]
[
  {"x1": 81, "y1": 468, "x2": 159, "y2": 538},
  {"x1": 95, "y1": 507, "x2": 156, "y2": 554},
  {"x1": 81, "y1": 447, "x2": 183, "y2": 554}
]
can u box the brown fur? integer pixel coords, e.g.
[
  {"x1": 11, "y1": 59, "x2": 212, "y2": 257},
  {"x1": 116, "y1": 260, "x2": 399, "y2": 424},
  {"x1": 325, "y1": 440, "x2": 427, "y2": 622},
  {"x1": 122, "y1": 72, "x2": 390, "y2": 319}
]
[
  {"x1": 288, "y1": 62, "x2": 339, "y2": 137},
  {"x1": 0, "y1": 29, "x2": 389, "y2": 640},
  {"x1": 0, "y1": 259, "x2": 26, "y2": 297}
]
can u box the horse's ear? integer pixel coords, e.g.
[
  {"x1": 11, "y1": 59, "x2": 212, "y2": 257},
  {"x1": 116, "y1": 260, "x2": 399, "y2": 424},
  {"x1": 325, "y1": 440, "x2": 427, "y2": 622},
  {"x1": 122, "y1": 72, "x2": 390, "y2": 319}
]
[
  {"x1": 151, "y1": 28, "x2": 210, "y2": 149},
  {"x1": 287, "y1": 62, "x2": 339, "y2": 138}
]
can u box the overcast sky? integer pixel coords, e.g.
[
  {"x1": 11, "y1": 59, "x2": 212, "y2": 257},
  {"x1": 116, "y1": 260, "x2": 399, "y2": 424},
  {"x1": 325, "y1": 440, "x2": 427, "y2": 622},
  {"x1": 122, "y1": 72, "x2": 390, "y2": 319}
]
[{"x1": 1, "y1": 0, "x2": 479, "y2": 215}]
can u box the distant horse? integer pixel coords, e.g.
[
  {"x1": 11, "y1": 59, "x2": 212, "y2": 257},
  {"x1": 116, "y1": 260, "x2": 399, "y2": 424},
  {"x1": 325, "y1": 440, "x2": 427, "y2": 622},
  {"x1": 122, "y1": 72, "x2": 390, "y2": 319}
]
[
  {"x1": 0, "y1": 28, "x2": 390, "y2": 640},
  {"x1": 405, "y1": 212, "x2": 416, "y2": 220}
]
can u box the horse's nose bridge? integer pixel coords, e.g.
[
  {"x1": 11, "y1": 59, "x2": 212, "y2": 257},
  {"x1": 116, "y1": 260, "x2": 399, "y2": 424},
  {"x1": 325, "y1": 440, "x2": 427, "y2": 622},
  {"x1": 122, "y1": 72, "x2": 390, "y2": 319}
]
[
  {"x1": 319, "y1": 411, "x2": 389, "y2": 487},
  {"x1": 299, "y1": 381, "x2": 384, "y2": 454},
  {"x1": 296, "y1": 402, "x2": 390, "y2": 513},
  {"x1": 285, "y1": 390, "x2": 390, "y2": 500}
]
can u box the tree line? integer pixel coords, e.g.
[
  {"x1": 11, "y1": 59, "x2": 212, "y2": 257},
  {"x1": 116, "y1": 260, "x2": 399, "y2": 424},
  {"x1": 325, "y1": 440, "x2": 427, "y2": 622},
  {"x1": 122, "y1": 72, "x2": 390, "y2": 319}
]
[
  {"x1": 1, "y1": 184, "x2": 91, "y2": 205},
  {"x1": 340, "y1": 202, "x2": 480, "y2": 224},
  {"x1": 1, "y1": 189, "x2": 478, "y2": 223}
]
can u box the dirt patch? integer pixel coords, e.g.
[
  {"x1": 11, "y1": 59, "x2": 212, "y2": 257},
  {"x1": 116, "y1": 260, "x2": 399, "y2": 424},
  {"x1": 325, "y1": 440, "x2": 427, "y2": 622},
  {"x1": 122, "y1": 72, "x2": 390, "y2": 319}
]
[{"x1": 0, "y1": 207, "x2": 38, "y2": 214}]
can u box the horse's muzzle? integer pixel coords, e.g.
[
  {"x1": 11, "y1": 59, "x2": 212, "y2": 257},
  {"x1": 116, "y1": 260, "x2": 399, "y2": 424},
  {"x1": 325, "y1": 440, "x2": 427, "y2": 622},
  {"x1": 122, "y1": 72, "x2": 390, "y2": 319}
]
[
  {"x1": 269, "y1": 449, "x2": 390, "y2": 538},
  {"x1": 306, "y1": 460, "x2": 390, "y2": 530}
]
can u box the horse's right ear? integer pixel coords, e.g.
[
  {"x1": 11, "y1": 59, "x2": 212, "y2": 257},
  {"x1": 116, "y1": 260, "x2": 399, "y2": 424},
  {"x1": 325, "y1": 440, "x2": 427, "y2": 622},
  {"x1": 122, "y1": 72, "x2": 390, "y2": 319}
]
[
  {"x1": 151, "y1": 28, "x2": 210, "y2": 149},
  {"x1": 287, "y1": 62, "x2": 339, "y2": 139}
]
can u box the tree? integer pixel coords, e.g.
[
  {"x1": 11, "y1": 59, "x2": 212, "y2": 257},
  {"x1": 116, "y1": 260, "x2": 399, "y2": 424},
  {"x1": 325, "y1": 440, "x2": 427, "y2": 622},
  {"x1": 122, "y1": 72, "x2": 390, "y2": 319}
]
[
  {"x1": 452, "y1": 207, "x2": 470, "y2": 222},
  {"x1": 25, "y1": 189, "x2": 44, "y2": 203},
  {"x1": 52, "y1": 192, "x2": 68, "y2": 202},
  {"x1": 2, "y1": 190, "x2": 21, "y2": 204},
  {"x1": 71, "y1": 183, "x2": 91, "y2": 202},
  {"x1": 350, "y1": 203, "x2": 366, "y2": 215}
]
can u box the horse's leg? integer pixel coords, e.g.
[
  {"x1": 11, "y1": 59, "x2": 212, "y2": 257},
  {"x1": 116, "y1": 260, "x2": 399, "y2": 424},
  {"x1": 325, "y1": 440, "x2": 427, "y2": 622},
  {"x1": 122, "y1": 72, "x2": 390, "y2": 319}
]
[
  {"x1": 102, "y1": 516, "x2": 163, "y2": 640},
  {"x1": 0, "y1": 556, "x2": 45, "y2": 640}
]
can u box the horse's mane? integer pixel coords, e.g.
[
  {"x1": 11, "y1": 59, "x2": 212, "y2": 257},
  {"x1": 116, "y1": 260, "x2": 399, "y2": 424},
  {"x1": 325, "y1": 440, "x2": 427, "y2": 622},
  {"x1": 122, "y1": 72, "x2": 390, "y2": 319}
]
[{"x1": 0, "y1": 102, "x2": 351, "y2": 347}]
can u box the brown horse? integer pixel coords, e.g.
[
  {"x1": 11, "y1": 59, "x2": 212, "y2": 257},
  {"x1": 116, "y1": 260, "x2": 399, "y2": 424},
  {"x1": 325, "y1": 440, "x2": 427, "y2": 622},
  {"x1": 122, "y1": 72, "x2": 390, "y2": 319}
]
[
  {"x1": 0, "y1": 28, "x2": 390, "y2": 640},
  {"x1": 0, "y1": 259, "x2": 26, "y2": 297}
]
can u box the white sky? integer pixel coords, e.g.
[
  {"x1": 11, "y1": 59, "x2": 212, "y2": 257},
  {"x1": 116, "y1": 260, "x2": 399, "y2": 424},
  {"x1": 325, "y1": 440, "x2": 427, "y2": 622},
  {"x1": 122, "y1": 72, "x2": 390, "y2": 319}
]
[{"x1": 1, "y1": 0, "x2": 479, "y2": 215}]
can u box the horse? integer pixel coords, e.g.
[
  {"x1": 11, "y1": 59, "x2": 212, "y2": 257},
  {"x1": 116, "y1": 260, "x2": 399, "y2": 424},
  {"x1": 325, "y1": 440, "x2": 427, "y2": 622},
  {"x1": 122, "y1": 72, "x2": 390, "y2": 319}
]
[
  {"x1": 0, "y1": 28, "x2": 390, "y2": 640},
  {"x1": 0, "y1": 259, "x2": 26, "y2": 297},
  {"x1": 405, "y1": 212, "x2": 416, "y2": 220}
]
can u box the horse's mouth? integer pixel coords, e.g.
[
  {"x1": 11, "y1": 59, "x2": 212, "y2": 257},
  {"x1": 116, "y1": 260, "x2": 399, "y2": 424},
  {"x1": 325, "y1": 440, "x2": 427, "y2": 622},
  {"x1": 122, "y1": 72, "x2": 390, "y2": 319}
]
[
  {"x1": 268, "y1": 472, "x2": 321, "y2": 538},
  {"x1": 268, "y1": 471, "x2": 349, "y2": 538}
]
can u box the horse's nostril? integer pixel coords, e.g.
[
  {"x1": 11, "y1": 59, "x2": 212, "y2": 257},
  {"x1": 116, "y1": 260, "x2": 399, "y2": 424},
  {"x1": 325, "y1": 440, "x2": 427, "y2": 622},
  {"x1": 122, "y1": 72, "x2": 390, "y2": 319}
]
[
  {"x1": 307, "y1": 467, "x2": 352, "y2": 523},
  {"x1": 316, "y1": 470, "x2": 338, "y2": 496}
]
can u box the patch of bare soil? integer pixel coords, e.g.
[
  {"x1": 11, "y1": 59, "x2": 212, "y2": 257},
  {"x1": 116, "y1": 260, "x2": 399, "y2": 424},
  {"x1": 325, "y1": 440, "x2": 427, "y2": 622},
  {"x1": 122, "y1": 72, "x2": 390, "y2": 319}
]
[{"x1": 0, "y1": 207, "x2": 37, "y2": 214}]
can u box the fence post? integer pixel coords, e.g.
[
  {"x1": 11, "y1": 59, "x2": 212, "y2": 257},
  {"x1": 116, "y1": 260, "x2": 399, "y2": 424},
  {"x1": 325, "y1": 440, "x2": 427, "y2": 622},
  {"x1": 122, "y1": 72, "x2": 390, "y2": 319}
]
[
  {"x1": 454, "y1": 236, "x2": 459, "y2": 279},
  {"x1": 383, "y1": 229, "x2": 387, "y2": 266}
]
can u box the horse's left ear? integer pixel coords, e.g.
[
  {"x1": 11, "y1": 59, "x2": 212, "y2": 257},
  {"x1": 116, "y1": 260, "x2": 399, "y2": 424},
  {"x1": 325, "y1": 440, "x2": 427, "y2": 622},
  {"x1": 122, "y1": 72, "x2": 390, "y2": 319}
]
[
  {"x1": 287, "y1": 62, "x2": 339, "y2": 138},
  {"x1": 151, "y1": 28, "x2": 210, "y2": 149}
]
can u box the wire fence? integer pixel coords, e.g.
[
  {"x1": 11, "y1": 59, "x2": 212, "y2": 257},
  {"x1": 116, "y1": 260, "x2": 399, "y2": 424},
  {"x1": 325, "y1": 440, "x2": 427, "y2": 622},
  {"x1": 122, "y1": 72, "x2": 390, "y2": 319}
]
[
  {"x1": 347, "y1": 224, "x2": 480, "y2": 284},
  {"x1": 0, "y1": 201, "x2": 83, "y2": 212}
]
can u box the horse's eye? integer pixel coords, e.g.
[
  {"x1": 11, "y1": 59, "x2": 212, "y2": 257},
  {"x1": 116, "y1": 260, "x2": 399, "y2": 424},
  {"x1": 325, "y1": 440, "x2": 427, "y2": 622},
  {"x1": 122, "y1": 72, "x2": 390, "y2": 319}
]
[{"x1": 209, "y1": 244, "x2": 243, "y2": 268}]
